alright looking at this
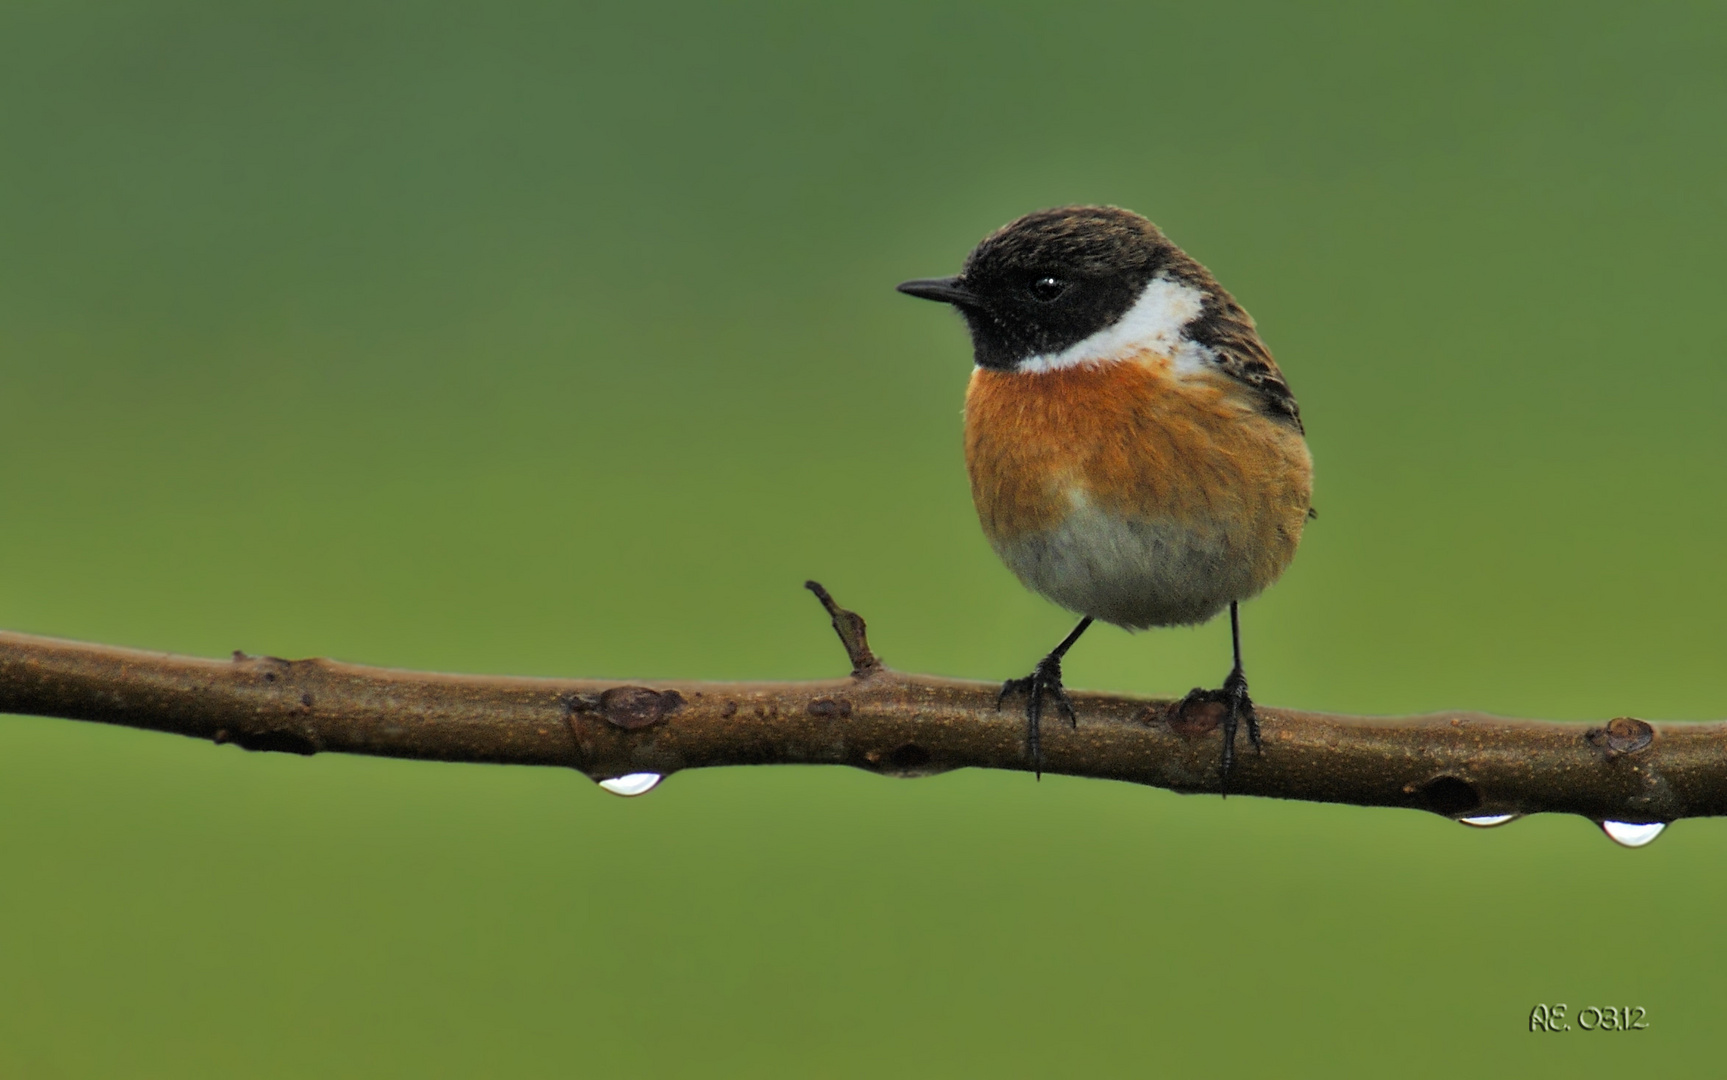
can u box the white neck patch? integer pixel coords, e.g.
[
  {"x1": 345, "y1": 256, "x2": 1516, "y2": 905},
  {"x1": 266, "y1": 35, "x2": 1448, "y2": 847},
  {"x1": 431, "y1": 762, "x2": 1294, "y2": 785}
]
[{"x1": 1013, "y1": 275, "x2": 1211, "y2": 375}]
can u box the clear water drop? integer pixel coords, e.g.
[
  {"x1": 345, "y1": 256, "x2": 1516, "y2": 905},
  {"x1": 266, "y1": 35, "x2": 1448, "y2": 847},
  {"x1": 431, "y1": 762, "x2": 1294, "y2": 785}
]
[
  {"x1": 1600, "y1": 820, "x2": 1666, "y2": 848},
  {"x1": 1459, "y1": 814, "x2": 1518, "y2": 828},
  {"x1": 597, "y1": 773, "x2": 663, "y2": 797}
]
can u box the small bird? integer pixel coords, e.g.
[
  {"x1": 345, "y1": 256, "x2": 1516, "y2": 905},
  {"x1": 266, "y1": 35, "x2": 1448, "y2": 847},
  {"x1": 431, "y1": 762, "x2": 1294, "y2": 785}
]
[{"x1": 897, "y1": 206, "x2": 1312, "y2": 786}]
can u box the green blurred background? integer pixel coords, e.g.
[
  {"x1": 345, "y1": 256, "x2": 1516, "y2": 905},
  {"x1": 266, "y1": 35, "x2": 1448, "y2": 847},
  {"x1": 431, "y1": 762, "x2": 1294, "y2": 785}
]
[{"x1": 2, "y1": 1, "x2": 1723, "y2": 1075}]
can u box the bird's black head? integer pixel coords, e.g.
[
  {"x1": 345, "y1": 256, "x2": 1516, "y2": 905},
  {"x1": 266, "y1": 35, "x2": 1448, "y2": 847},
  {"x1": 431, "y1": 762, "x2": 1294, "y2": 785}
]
[{"x1": 897, "y1": 206, "x2": 1185, "y2": 371}]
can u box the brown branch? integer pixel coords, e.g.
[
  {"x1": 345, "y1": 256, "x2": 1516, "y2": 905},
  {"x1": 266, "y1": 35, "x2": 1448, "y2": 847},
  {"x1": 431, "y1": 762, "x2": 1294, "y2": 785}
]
[{"x1": 0, "y1": 583, "x2": 1718, "y2": 826}]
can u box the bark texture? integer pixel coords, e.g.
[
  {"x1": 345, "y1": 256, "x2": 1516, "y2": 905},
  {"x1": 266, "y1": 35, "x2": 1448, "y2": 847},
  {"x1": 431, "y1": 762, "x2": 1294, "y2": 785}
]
[{"x1": 0, "y1": 584, "x2": 1715, "y2": 824}]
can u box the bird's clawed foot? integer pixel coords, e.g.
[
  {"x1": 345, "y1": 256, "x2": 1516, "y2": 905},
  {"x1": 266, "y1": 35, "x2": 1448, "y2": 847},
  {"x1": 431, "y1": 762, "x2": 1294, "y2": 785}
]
[
  {"x1": 997, "y1": 652, "x2": 1077, "y2": 778},
  {"x1": 1179, "y1": 667, "x2": 1259, "y2": 794}
]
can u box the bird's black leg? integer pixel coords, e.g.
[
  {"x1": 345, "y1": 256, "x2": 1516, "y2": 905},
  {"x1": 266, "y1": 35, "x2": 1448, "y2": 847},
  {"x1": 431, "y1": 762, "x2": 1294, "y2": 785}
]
[
  {"x1": 997, "y1": 616, "x2": 1093, "y2": 778},
  {"x1": 1178, "y1": 602, "x2": 1260, "y2": 795}
]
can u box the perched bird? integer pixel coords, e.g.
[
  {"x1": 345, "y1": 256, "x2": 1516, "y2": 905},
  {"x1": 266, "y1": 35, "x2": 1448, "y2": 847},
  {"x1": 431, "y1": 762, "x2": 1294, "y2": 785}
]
[{"x1": 897, "y1": 206, "x2": 1312, "y2": 786}]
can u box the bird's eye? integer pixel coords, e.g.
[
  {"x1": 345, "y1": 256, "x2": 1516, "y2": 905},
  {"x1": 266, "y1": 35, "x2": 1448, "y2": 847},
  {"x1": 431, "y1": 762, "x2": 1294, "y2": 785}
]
[{"x1": 1029, "y1": 275, "x2": 1067, "y2": 301}]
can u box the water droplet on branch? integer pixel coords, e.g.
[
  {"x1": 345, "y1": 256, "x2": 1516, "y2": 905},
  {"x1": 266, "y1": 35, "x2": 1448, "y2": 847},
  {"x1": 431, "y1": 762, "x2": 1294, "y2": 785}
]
[
  {"x1": 597, "y1": 773, "x2": 663, "y2": 797},
  {"x1": 1459, "y1": 814, "x2": 1518, "y2": 828},
  {"x1": 1600, "y1": 820, "x2": 1666, "y2": 848}
]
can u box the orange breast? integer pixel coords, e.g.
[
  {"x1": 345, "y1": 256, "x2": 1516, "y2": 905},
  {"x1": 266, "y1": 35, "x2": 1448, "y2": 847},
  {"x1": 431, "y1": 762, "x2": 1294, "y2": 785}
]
[{"x1": 964, "y1": 355, "x2": 1312, "y2": 548}]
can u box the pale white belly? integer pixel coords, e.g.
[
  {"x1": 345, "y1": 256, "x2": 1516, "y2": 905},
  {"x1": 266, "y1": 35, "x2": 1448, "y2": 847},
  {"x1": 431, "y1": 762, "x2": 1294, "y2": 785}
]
[{"x1": 990, "y1": 498, "x2": 1265, "y2": 630}]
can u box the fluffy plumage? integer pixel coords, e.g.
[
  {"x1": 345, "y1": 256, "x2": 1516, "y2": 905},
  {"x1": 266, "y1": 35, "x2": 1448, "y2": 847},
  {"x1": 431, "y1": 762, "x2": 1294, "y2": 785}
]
[
  {"x1": 903, "y1": 204, "x2": 1312, "y2": 630},
  {"x1": 966, "y1": 347, "x2": 1311, "y2": 629},
  {"x1": 897, "y1": 203, "x2": 1313, "y2": 779}
]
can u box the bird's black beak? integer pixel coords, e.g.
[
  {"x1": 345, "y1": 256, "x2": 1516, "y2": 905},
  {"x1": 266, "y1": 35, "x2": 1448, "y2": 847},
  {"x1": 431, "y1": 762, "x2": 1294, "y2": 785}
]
[{"x1": 896, "y1": 276, "x2": 980, "y2": 307}]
